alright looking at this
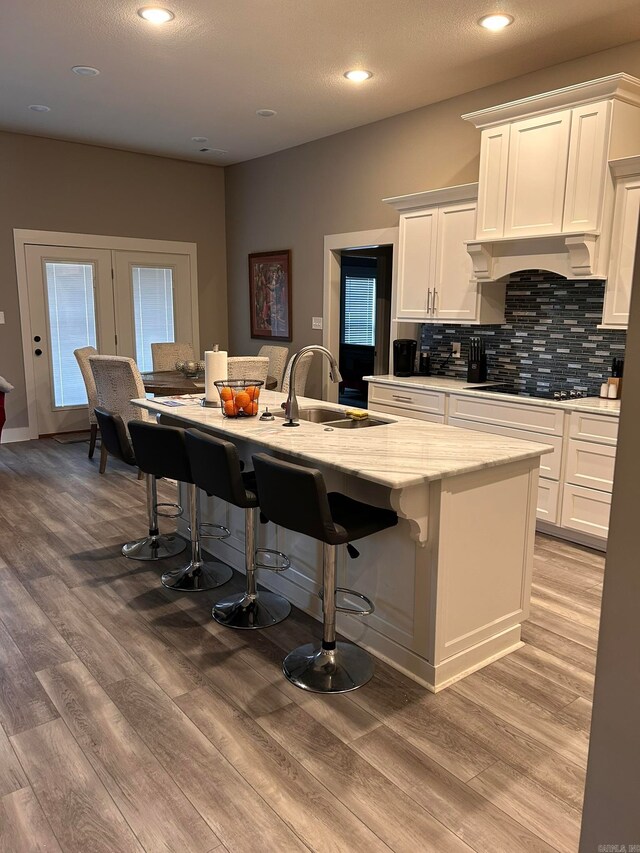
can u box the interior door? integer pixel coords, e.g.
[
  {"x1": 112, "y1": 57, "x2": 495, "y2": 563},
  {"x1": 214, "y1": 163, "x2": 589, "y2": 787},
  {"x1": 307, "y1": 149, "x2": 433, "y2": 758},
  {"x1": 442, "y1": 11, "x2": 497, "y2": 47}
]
[
  {"x1": 113, "y1": 251, "x2": 193, "y2": 371},
  {"x1": 25, "y1": 245, "x2": 116, "y2": 436}
]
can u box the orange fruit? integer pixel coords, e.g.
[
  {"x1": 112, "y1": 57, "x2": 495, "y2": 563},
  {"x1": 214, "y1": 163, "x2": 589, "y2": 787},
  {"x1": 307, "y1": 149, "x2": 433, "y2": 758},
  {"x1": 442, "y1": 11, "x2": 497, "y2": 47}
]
[
  {"x1": 223, "y1": 399, "x2": 237, "y2": 417},
  {"x1": 235, "y1": 391, "x2": 250, "y2": 409},
  {"x1": 243, "y1": 401, "x2": 259, "y2": 416},
  {"x1": 219, "y1": 386, "x2": 234, "y2": 402},
  {"x1": 245, "y1": 385, "x2": 260, "y2": 401}
]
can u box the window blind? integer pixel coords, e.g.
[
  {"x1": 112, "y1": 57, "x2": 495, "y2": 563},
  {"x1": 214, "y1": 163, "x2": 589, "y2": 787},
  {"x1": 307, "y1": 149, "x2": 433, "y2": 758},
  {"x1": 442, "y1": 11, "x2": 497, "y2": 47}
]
[
  {"x1": 132, "y1": 266, "x2": 175, "y2": 371},
  {"x1": 342, "y1": 275, "x2": 376, "y2": 346},
  {"x1": 45, "y1": 262, "x2": 97, "y2": 408}
]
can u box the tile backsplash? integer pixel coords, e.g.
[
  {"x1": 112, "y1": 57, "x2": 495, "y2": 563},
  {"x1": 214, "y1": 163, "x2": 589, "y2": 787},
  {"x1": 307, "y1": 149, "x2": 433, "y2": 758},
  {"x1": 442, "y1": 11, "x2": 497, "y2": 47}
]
[{"x1": 420, "y1": 271, "x2": 626, "y2": 394}]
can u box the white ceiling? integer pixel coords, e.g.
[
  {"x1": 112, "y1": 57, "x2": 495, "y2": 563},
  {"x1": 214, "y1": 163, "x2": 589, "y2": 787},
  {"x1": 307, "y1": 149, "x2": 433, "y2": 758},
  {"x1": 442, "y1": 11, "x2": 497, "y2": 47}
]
[{"x1": 2, "y1": 0, "x2": 640, "y2": 165}]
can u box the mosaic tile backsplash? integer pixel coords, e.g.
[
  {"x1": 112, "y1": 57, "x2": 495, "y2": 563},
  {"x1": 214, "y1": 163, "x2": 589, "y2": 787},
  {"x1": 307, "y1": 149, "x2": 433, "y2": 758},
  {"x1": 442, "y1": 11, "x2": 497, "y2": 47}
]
[{"x1": 420, "y1": 271, "x2": 627, "y2": 395}]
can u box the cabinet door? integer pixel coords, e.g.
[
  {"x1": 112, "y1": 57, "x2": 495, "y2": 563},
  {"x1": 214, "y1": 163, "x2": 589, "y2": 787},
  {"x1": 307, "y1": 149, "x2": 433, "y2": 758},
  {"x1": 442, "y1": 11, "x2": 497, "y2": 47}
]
[
  {"x1": 504, "y1": 110, "x2": 571, "y2": 237},
  {"x1": 433, "y1": 201, "x2": 478, "y2": 322},
  {"x1": 563, "y1": 101, "x2": 611, "y2": 232},
  {"x1": 602, "y1": 176, "x2": 640, "y2": 327},
  {"x1": 394, "y1": 208, "x2": 437, "y2": 320},
  {"x1": 476, "y1": 124, "x2": 510, "y2": 239}
]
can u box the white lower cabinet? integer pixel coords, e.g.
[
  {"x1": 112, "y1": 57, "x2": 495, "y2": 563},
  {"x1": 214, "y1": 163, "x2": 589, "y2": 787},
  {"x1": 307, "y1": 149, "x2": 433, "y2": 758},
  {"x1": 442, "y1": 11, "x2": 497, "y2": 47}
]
[
  {"x1": 561, "y1": 484, "x2": 612, "y2": 538},
  {"x1": 368, "y1": 380, "x2": 619, "y2": 547}
]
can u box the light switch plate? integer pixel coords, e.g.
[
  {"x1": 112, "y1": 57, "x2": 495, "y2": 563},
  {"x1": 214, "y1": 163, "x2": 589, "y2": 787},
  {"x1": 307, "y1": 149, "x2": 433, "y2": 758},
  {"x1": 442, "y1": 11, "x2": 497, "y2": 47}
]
[
  {"x1": 452, "y1": 342, "x2": 461, "y2": 358},
  {"x1": 312, "y1": 316, "x2": 323, "y2": 330},
  {"x1": 0, "y1": 311, "x2": 4, "y2": 324}
]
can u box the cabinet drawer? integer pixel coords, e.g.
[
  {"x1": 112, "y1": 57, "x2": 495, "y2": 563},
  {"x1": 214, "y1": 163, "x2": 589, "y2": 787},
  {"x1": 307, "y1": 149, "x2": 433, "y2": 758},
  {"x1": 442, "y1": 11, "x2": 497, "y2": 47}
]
[
  {"x1": 368, "y1": 383, "x2": 445, "y2": 415},
  {"x1": 371, "y1": 400, "x2": 445, "y2": 424},
  {"x1": 569, "y1": 410, "x2": 619, "y2": 445},
  {"x1": 537, "y1": 478, "x2": 560, "y2": 524},
  {"x1": 565, "y1": 439, "x2": 616, "y2": 493},
  {"x1": 561, "y1": 483, "x2": 611, "y2": 539},
  {"x1": 448, "y1": 416, "x2": 561, "y2": 480},
  {"x1": 449, "y1": 394, "x2": 565, "y2": 436}
]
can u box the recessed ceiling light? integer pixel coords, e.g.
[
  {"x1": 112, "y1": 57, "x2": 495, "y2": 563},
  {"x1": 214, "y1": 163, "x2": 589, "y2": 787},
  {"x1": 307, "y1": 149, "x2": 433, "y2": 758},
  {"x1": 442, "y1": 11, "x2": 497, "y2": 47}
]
[
  {"x1": 191, "y1": 136, "x2": 208, "y2": 143},
  {"x1": 72, "y1": 65, "x2": 100, "y2": 76},
  {"x1": 256, "y1": 109, "x2": 277, "y2": 117},
  {"x1": 137, "y1": 7, "x2": 174, "y2": 23},
  {"x1": 344, "y1": 69, "x2": 373, "y2": 82},
  {"x1": 478, "y1": 13, "x2": 514, "y2": 31},
  {"x1": 28, "y1": 104, "x2": 51, "y2": 112}
]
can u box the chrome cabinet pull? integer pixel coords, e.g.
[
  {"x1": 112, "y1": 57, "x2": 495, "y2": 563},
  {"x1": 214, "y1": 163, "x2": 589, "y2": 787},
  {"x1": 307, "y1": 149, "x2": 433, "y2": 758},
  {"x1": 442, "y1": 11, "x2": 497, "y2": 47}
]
[
  {"x1": 426, "y1": 288, "x2": 431, "y2": 314},
  {"x1": 392, "y1": 395, "x2": 412, "y2": 402},
  {"x1": 432, "y1": 288, "x2": 438, "y2": 314}
]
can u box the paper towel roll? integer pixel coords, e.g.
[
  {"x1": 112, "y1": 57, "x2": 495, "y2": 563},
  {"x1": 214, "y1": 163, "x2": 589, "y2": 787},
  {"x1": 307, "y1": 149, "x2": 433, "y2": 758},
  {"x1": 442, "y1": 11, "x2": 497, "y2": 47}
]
[{"x1": 204, "y1": 350, "x2": 228, "y2": 401}]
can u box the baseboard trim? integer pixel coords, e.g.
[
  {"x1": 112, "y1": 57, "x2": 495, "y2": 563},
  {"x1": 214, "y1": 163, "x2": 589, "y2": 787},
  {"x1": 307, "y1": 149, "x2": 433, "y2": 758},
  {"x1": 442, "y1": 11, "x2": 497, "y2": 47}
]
[{"x1": 1, "y1": 426, "x2": 34, "y2": 444}]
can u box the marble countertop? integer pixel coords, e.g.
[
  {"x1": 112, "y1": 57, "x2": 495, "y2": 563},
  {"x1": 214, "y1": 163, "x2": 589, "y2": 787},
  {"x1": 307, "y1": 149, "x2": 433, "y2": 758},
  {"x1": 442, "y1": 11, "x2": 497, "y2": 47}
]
[
  {"x1": 132, "y1": 391, "x2": 551, "y2": 491},
  {"x1": 364, "y1": 375, "x2": 621, "y2": 417}
]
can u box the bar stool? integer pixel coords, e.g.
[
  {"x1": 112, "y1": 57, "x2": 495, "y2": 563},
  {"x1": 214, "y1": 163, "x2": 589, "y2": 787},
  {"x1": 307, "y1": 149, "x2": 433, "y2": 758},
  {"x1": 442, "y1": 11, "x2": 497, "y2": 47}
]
[
  {"x1": 94, "y1": 408, "x2": 186, "y2": 561},
  {"x1": 252, "y1": 453, "x2": 398, "y2": 693},
  {"x1": 185, "y1": 429, "x2": 291, "y2": 629},
  {"x1": 128, "y1": 420, "x2": 233, "y2": 592}
]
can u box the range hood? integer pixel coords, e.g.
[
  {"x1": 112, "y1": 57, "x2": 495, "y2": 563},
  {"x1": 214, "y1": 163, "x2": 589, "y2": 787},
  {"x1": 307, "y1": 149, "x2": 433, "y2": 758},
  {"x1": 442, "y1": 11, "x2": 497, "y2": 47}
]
[{"x1": 461, "y1": 73, "x2": 640, "y2": 281}]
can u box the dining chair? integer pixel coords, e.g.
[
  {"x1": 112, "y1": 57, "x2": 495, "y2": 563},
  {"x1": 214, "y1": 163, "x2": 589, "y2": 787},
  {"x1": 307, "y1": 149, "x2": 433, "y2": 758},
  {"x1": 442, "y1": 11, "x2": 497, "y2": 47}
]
[
  {"x1": 89, "y1": 355, "x2": 152, "y2": 474},
  {"x1": 227, "y1": 356, "x2": 270, "y2": 384},
  {"x1": 74, "y1": 345, "x2": 100, "y2": 458},
  {"x1": 282, "y1": 351, "x2": 313, "y2": 396},
  {"x1": 257, "y1": 345, "x2": 289, "y2": 391},
  {"x1": 151, "y1": 342, "x2": 195, "y2": 372}
]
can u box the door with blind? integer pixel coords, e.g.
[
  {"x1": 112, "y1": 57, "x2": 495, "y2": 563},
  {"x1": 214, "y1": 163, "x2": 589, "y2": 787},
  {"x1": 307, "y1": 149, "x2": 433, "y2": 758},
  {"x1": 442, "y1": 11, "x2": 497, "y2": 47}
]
[{"x1": 24, "y1": 244, "x2": 195, "y2": 436}]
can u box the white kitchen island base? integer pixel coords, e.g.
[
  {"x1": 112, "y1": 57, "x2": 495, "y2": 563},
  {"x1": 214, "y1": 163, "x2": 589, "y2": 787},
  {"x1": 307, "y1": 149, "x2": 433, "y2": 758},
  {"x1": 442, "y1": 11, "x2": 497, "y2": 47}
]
[{"x1": 177, "y1": 442, "x2": 539, "y2": 693}]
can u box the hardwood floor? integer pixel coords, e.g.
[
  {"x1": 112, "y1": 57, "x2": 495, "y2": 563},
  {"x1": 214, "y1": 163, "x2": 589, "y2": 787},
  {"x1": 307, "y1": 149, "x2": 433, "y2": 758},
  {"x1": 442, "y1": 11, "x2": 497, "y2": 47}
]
[{"x1": 0, "y1": 439, "x2": 604, "y2": 852}]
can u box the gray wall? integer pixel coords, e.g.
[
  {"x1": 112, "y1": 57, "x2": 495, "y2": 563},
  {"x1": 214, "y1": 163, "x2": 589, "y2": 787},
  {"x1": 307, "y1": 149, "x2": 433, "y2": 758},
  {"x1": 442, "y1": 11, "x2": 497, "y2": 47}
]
[
  {"x1": 0, "y1": 131, "x2": 227, "y2": 431},
  {"x1": 579, "y1": 231, "x2": 640, "y2": 848},
  {"x1": 225, "y1": 39, "x2": 640, "y2": 397}
]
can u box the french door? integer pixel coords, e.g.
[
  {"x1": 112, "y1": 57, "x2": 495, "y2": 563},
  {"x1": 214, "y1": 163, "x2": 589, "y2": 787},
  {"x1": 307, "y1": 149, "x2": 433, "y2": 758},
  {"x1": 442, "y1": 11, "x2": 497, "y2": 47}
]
[{"x1": 25, "y1": 244, "x2": 194, "y2": 436}]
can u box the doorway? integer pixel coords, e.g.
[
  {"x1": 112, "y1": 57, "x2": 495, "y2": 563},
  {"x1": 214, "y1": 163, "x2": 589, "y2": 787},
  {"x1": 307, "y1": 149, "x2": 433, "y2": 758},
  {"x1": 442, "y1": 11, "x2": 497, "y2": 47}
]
[
  {"x1": 338, "y1": 246, "x2": 392, "y2": 408},
  {"x1": 15, "y1": 231, "x2": 198, "y2": 438}
]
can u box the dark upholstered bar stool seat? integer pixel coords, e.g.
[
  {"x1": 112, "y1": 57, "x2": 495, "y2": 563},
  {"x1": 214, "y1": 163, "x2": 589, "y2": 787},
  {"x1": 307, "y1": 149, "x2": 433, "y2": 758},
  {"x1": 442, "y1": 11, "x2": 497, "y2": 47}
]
[
  {"x1": 185, "y1": 429, "x2": 290, "y2": 629},
  {"x1": 128, "y1": 420, "x2": 233, "y2": 592},
  {"x1": 252, "y1": 453, "x2": 397, "y2": 693},
  {"x1": 94, "y1": 407, "x2": 185, "y2": 561}
]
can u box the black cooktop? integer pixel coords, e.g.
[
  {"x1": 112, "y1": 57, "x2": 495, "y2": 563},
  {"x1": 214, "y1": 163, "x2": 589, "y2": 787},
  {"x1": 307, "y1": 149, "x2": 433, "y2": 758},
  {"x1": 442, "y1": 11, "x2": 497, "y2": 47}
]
[{"x1": 470, "y1": 384, "x2": 588, "y2": 401}]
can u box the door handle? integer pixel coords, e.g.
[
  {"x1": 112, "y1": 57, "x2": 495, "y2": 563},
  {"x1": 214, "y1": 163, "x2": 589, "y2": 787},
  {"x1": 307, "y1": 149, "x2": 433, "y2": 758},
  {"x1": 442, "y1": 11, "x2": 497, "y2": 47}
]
[
  {"x1": 432, "y1": 288, "x2": 438, "y2": 315},
  {"x1": 426, "y1": 289, "x2": 431, "y2": 314}
]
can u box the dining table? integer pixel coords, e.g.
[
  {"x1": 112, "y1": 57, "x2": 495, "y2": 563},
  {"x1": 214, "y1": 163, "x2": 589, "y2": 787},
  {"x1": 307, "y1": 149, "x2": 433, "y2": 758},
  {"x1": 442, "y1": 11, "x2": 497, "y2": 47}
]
[{"x1": 141, "y1": 370, "x2": 278, "y2": 395}]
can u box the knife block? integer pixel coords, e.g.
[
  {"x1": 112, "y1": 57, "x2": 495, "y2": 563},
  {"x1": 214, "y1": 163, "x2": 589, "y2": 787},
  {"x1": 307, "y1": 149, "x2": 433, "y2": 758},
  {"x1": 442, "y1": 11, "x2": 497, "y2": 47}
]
[{"x1": 467, "y1": 355, "x2": 487, "y2": 384}]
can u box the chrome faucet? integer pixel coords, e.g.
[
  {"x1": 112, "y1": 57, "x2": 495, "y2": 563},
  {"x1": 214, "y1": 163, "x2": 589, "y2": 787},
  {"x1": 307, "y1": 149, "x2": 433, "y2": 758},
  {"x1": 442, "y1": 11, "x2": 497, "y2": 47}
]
[{"x1": 281, "y1": 345, "x2": 342, "y2": 427}]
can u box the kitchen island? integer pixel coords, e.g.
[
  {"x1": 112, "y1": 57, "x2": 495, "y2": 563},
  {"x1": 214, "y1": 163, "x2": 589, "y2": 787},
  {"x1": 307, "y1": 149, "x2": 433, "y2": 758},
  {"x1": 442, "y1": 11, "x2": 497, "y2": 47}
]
[{"x1": 133, "y1": 391, "x2": 551, "y2": 691}]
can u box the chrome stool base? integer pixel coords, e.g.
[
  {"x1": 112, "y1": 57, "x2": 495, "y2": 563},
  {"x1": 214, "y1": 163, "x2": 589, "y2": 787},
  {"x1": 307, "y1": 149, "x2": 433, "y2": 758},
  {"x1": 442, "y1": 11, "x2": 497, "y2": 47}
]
[
  {"x1": 213, "y1": 590, "x2": 291, "y2": 629},
  {"x1": 161, "y1": 560, "x2": 233, "y2": 592},
  {"x1": 283, "y1": 641, "x2": 374, "y2": 693},
  {"x1": 122, "y1": 534, "x2": 186, "y2": 561}
]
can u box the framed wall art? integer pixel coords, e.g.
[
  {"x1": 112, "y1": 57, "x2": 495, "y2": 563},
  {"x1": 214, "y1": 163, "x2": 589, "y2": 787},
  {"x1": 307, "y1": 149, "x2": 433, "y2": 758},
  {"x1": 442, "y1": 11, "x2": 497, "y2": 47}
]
[{"x1": 248, "y1": 249, "x2": 292, "y2": 341}]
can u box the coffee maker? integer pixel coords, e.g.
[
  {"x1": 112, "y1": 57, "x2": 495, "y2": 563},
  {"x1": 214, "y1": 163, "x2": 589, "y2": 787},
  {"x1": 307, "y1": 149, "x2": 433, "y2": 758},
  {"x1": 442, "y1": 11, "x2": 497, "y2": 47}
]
[{"x1": 393, "y1": 339, "x2": 417, "y2": 377}]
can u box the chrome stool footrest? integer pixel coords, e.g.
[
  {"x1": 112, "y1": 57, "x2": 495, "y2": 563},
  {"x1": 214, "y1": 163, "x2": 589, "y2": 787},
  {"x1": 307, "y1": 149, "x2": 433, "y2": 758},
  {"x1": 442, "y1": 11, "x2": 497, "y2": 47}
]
[
  {"x1": 319, "y1": 587, "x2": 375, "y2": 616},
  {"x1": 186, "y1": 523, "x2": 231, "y2": 540},
  {"x1": 155, "y1": 501, "x2": 183, "y2": 519},
  {"x1": 255, "y1": 548, "x2": 291, "y2": 572}
]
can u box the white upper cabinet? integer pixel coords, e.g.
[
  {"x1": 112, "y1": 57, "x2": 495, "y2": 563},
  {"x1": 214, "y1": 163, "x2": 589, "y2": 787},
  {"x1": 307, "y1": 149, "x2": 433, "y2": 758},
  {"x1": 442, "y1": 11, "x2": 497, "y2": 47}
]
[
  {"x1": 602, "y1": 157, "x2": 640, "y2": 328},
  {"x1": 384, "y1": 183, "x2": 505, "y2": 325},
  {"x1": 463, "y1": 74, "x2": 640, "y2": 249},
  {"x1": 504, "y1": 110, "x2": 572, "y2": 238},
  {"x1": 394, "y1": 207, "x2": 438, "y2": 320}
]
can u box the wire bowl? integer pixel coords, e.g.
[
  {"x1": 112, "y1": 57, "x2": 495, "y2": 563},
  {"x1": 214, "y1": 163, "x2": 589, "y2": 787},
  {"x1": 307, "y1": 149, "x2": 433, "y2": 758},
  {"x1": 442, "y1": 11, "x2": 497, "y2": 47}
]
[{"x1": 214, "y1": 379, "x2": 264, "y2": 418}]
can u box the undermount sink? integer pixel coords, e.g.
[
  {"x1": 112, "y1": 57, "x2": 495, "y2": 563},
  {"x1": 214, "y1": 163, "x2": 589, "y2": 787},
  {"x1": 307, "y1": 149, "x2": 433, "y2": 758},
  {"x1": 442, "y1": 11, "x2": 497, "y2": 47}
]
[{"x1": 273, "y1": 406, "x2": 392, "y2": 428}]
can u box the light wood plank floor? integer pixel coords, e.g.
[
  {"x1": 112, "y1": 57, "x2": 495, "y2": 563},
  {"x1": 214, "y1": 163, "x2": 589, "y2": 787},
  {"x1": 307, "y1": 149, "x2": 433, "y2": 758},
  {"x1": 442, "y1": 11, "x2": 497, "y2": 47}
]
[{"x1": 0, "y1": 439, "x2": 604, "y2": 853}]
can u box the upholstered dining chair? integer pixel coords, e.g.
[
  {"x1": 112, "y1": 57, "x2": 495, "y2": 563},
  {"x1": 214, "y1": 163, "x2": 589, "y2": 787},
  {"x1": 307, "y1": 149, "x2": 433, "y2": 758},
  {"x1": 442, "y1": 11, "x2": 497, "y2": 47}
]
[
  {"x1": 89, "y1": 355, "x2": 152, "y2": 474},
  {"x1": 151, "y1": 342, "x2": 195, "y2": 372},
  {"x1": 74, "y1": 345, "x2": 100, "y2": 459},
  {"x1": 282, "y1": 351, "x2": 313, "y2": 396},
  {"x1": 227, "y1": 356, "x2": 270, "y2": 384},
  {"x1": 257, "y1": 345, "x2": 289, "y2": 391}
]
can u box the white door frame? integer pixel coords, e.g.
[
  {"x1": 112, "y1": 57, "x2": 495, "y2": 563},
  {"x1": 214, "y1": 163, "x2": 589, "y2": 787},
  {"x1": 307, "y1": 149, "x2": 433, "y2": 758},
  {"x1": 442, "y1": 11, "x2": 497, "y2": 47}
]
[
  {"x1": 322, "y1": 227, "x2": 400, "y2": 402},
  {"x1": 14, "y1": 229, "x2": 199, "y2": 440}
]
